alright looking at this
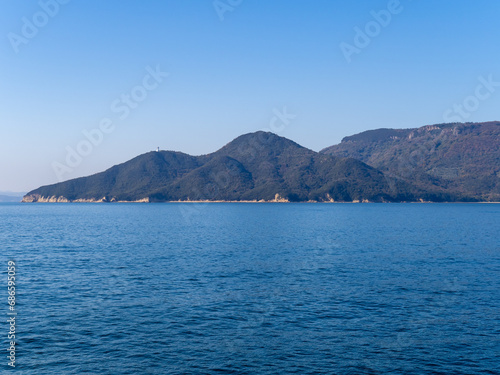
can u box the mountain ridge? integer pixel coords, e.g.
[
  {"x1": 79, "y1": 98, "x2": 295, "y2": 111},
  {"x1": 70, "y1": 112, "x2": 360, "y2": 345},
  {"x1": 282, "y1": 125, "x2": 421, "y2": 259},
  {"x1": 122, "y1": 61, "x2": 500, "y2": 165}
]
[
  {"x1": 23, "y1": 131, "x2": 460, "y2": 203},
  {"x1": 24, "y1": 124, "x2": 498, "y2": 203},
  {"x1": 321, "y1": 121, "x2": 500, "y2": 201}
]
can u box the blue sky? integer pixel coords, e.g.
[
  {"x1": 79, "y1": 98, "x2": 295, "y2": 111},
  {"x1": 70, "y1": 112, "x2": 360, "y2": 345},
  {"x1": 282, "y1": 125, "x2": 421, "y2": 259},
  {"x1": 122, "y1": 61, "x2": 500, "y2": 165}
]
[{"x1": 1, "y1": 0, "x2": 499, "y2": 192}]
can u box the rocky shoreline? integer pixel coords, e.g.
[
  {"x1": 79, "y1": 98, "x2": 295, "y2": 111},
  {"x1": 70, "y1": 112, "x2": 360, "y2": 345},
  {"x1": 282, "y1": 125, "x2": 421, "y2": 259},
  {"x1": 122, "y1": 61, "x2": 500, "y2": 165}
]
[
  {"x1": 21, "y1": 194, "x2": 150, "y2": 203},
  {"x1": 21, "y1": 193, "x2": 431, "y2": 203}
]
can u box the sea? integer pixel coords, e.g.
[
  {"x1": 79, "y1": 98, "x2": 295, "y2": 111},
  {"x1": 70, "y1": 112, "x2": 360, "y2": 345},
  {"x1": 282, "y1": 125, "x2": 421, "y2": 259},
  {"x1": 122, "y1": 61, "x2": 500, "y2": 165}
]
[{"x1": 1, "y1": 203, "x2": 499, "y2": 374}]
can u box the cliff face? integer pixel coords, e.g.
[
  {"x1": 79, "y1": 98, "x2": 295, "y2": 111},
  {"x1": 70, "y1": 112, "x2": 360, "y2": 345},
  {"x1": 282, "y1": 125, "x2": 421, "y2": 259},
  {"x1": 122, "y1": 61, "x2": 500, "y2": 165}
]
[
  {"x1": 321, "y1": 122, "x2": 500, "y2": 201},
  {"x1": 23, "y1": 132, "x2": 455, "y2": 203},
  {"x1": 22, "y1": 195, "x2": 70, "y2": 203},
  {"x1": 21, "y1": 195, "x2": 149, "y2": 203}
]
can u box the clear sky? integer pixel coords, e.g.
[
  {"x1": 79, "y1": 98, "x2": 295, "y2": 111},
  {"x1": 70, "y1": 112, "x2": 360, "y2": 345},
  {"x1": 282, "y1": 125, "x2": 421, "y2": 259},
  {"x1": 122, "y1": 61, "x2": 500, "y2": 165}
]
[{"x1": 1, "y1": 0, "x2": 499, "y2": 192}]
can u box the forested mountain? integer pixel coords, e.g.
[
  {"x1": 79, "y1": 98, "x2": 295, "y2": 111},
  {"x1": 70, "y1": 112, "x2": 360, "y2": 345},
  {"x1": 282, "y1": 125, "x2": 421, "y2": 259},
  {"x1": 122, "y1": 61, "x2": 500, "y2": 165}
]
[
  {"x1": 23, "y1": 132, "x2": 456, "y2": 203},
  {"x1": 321, "y1": 122, "x2": 500, "y2": 201}
]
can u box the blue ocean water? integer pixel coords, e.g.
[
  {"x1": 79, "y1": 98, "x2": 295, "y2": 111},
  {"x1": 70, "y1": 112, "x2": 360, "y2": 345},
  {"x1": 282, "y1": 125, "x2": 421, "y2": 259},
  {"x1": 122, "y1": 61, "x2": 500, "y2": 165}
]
[{"x1": 0, "y1": 203, "x2": 499, "y2": 374}]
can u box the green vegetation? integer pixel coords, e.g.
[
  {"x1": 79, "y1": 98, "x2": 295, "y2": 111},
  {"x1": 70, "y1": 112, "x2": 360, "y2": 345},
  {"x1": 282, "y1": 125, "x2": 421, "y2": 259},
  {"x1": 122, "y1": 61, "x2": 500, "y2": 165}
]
[
  {"x1": 321, "y1": 122, "x2": 500, "y2": 201},
  {"x1": 25, "y1": 127, "x2": 494, "y2": 203}
]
